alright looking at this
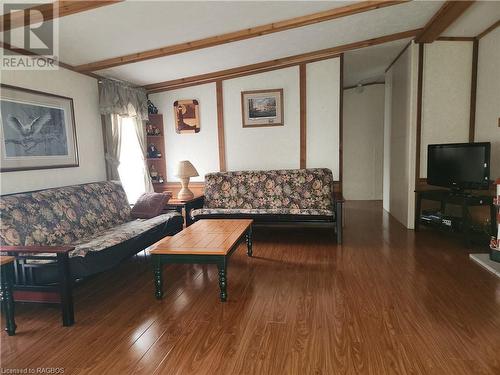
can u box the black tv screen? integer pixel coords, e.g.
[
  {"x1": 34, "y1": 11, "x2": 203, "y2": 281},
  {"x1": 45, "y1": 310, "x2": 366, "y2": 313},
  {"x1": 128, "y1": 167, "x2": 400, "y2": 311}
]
[{"x1": 427, "y1": 142, "x2": 490, "y2": 190}]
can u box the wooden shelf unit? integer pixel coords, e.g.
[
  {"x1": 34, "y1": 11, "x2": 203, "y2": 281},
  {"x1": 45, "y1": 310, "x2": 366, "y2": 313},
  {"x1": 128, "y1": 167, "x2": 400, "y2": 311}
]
[{"x1": 146, "y1": 114, "x2": 167, "y2": 193}]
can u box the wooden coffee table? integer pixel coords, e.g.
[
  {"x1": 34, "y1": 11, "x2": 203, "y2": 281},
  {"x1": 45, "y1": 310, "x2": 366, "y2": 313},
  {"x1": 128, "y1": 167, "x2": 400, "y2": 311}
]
[{"x1": 150, "y1": 219, "x2": 253, "y2": 302}]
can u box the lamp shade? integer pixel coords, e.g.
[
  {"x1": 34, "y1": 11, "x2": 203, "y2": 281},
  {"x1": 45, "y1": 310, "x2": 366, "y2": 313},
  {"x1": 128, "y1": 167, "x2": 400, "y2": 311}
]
[{"x1": 175, "y1": 160, "x2": 199, "y2": 178}]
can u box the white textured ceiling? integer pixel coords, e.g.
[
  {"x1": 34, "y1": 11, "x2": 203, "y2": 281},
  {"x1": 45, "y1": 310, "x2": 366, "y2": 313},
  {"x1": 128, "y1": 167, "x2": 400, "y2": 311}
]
[
  {"x1": 442, "y1": 1, "x2": 500, "y2": 37},
  {"x1": 343, "y1": 38, "x2": 411, "y2": 87},
  {"x1": 2, "y1": 1, "x2": 499, "y2": 88},
  {"x1": 56, "y1": 1, "x2": 355, "y2": 65},
  {"x1": 94, "y1": 1, "x2": 442, "y2": 86}
]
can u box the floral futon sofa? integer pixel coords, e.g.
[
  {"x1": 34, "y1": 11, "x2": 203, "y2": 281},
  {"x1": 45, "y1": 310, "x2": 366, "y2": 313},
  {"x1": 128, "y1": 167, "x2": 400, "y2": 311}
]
[
  {"x1": 191, "y1": 168, "x2": 344, "y2": 243},
  {"x1": 0, "y1": 181, "x2": 182, "y2": 326}
]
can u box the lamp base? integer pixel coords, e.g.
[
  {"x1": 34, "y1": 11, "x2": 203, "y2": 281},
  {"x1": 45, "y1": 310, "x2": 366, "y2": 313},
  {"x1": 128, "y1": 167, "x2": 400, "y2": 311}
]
[
  {"x1": 177, "y1": 177, "x2": 194, "y2": 201},
  {"x1": 177, "y1": 188, "x2": 194, "y2": 201}
]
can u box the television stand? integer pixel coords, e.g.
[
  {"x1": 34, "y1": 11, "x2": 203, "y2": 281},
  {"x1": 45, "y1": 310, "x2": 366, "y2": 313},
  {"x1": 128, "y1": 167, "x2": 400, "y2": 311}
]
[{"x1": 414, "y1": 189, "x2": 496, "y2": 246}]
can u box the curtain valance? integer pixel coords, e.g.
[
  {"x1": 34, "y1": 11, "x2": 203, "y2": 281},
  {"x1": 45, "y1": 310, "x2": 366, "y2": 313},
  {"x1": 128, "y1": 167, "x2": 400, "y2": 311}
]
[{"x1": 99, "y1": 79, "x2": 148, "y2": 120}]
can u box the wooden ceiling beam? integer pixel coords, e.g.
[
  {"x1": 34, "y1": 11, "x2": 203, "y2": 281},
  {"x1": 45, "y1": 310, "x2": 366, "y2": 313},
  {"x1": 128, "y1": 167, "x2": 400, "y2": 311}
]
[
  {"x1": 145, "y1": 28, "x2": 421, "y2": 93},
  {"x1": 415, "y1": 1, "x2": 475, "y2": 43},
  {"x1": 75, "y1": 0, "x2": 408, "y2": 72},
  {"x1": 1, "y1": 1, "x2": 122, "y2": 32},
  {"x1": 476, "y1": 19, "x2": 500, "y2": 39}
]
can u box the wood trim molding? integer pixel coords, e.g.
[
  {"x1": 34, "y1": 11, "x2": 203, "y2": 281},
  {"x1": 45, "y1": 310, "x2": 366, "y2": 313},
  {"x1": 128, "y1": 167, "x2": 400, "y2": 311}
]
[
  {"x1": 0, "y1": 1, "x2": 121, "y2": 32},
  {"x1": 147, "y1": 53, "x2": 341, "y2": 93},
  {"x1": 145, "y1": 28, "x2": 422, "y2": 93},
  {"x1": 299, "y1": 64, "x2": 307, "y2": 169},
  {"x1": 0, "y1": 41, "x2": 103, "y2": 80},
  {"x1": 415, "y1": 43, "x2": 424, "y2": 184},
  {"x1": 415, "y1": 1, "x2": 475, "y2": 43},
  {"x1": 436, "y1": 36, "x2": 475, "y2": 41},
  {"x1": 216, "y1": 80, "x2": 227, "y2": 172},
  {"x1": 339, "y1": 54, "x2": 344, "y2": 194},
  {"x1": 469, "y1": 38, "x2": 478, "y2": 142},
  {"x1": 385, "y1": 41, "x2": 411, "y2": 73},
  {"x1": 75, "y1": 1, "x2": 406, "y2": 72},
  {"x1": 476, "y1": 19, "x2": 500, "y2": 39}
]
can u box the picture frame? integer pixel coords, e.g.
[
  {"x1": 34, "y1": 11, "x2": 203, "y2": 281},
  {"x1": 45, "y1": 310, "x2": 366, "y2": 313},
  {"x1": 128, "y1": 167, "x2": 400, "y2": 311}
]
[
  {"x1": 173, "y1": 99, "x2": 200, "y2": 134},
  {"x1": 0, "y1": 84, "x2": 79, "y2": 172},
  {"x1": 241, "y1": 89, "x2": 284, "y2": 128}
]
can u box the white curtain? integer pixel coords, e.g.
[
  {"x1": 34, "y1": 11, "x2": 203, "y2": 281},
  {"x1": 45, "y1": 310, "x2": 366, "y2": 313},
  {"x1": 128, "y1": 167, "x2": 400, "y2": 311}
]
[
  {"x1": 103, "y1": 114, "x2": 122, "y2": 180},
  {"x1": 99, "y1": 79, "x2": 148, "y2": 120},
  {"x1": 132, "y1": 117, "x2": 154, "y2": 193},
  {"x1": 99, "y1": 79, "x2": 153, "y2": 197}
]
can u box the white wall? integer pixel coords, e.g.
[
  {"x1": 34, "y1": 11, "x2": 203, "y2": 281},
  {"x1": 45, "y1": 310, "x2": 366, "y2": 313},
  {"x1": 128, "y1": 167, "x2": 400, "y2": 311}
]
[
  {"x1": 223, "y1": 67, "x2": 300, "y2": 171},
  {"x1": 306, "y1": 58, "x2": 340, "y2": 179},
  {"x1": 420, "y1": 41, "x2": 473, "y2": 177},
  {"x1": 385, "y1": 43, "x2": 419, "y2": 228},
  {"x1": 0, "y1": 68, "x2": 106, "y2": 194},
  {"x1": 343, "y1": 84, "x2": 385, "y2": 200},
  {"x1": 150, "y1": 57, "x2": 340, "y2": 181},
  {"x1": 149, "y1": 83, "x2": 219, "y2": 182},
  {"x1": 476, "y1": 27, "x2": 500, "y2": 179}
]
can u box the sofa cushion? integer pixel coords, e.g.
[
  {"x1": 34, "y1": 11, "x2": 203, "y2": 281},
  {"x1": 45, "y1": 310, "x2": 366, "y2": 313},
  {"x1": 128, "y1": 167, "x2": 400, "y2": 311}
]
[
  {"x1": 0, "y1": 181, "x2": 131, "y2": 247},
  {"x1": 204, "y1": 168, "x2": 334, "y2": 211},
  {"x1": 70, "y1": 211, "x2": 179, "y2": 258},
  {"x1": 25, "y1": 211, "x2": 181, "y2": 262},
  {"x1": 131, "y1": 192, "x2": 172, "y2": 219},
  {"x1": 192, "y1": 208, "x2": 334, "y2": 219}
]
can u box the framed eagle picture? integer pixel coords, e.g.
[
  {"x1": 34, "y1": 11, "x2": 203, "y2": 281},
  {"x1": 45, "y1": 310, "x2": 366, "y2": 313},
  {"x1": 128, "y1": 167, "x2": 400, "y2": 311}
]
[
  {"x1": 0, "y1": 84, "x2": 79, "y2": 172},
  {"x1": 173, "y1": 99, "x2": 200, "y2": 134}
]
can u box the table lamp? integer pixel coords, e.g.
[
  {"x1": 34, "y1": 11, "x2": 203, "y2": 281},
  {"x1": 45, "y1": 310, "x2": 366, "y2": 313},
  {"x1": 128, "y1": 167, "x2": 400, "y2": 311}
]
[{"x1": 175, "y1": 160, "x2": 199, "y2": 200}]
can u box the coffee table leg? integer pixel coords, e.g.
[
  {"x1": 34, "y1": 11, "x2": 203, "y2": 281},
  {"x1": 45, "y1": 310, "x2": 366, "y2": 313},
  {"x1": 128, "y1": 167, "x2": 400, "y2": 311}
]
[
  {"x1": 246, "y1": 226, "x2": 253, "y2": 257},
  {"x1": 217, "y1": 259, "x2": 227, "y2": 302},
  {"x1": 1, "y1": 262, "x2": 16, "y2": 336},
  {"x1": 153, "y1": 256, "x2": 163, "y2": 300}
]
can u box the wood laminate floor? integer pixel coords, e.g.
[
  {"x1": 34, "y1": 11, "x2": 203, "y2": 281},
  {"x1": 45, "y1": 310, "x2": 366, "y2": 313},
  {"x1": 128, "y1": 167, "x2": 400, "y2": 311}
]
[{"x1": 1, "y1": 201, "x2": 499, "y2": 374}]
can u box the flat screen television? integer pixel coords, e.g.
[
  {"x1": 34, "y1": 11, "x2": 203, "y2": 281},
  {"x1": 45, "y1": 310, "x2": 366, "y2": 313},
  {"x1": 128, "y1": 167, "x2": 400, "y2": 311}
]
[{"x1": 427, "y1": 142, "x2": 490, "y2": 191}]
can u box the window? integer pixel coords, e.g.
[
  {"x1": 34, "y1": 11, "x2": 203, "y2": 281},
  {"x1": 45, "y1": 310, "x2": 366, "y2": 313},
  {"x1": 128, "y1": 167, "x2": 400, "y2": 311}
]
[{"x1": 118, "y1": 117, "x2": 146, "y2": 204}]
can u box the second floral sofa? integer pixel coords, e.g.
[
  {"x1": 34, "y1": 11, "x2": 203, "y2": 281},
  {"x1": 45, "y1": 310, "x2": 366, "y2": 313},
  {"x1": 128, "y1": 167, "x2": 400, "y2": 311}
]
[{"x1": 191, "y1": 168, "x2": 344, "y2": 243}]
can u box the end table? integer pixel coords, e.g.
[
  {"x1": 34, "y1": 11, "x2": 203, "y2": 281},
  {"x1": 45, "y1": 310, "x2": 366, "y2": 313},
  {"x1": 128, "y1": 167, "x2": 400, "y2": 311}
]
[{"x1": 165, "y1": 195, "x2": 204, "y2": 227}]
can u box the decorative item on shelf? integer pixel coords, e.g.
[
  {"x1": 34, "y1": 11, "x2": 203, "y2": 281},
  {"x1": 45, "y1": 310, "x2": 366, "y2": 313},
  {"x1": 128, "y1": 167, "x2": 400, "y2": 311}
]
[
  {"x1": 241, "y1": 88, "x2": 284, "y2": 128},
  {"x1": 149, "y1": 164, "x2": 165, "y2": 184},
  {"x1": 146, "y1": 123, "x2": 154, "y2": 136},
  {"x1": 146, "y1": 123, "x2": 161, "y2": 136},
  {"x1": 147, "y1": 99, "x2": 158, "y2": 114},
  {"x1": 175, "y1": 160, "x2": 199, "y2": 200},
  {"x1": 150, "y1": 164, "x2": 158, "y2": 179},
  {"x1": 147, "y1": 143, "x2": 161, "y2": 159},
  {"x1": 174, "y1": 99, "x2": 200, "y2": 134}
]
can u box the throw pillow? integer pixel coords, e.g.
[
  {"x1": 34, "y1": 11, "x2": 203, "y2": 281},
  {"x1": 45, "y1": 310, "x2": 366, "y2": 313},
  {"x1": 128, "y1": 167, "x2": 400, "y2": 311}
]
[{"x1": 131, "y1": 192, "x2": 171, "y2": 219}]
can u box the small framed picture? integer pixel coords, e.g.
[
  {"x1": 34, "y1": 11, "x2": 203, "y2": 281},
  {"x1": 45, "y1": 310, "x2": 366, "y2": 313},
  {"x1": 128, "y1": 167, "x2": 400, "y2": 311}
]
[
  {"x1": 174, "y1": 99, "x2": 200, "y2": 134},
  {"x1": 241, "y1": 89, "x2": 283, "y2": 128},
  {"x1": 0, "y1": 84, "x2": 79, "y2": 172}
]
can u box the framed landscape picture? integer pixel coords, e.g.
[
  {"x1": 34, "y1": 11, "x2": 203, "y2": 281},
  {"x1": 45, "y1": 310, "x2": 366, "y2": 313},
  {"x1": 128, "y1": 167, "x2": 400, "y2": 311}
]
[
  {"x1": 241, "y1": 89, "x2": 283, "y2": 128},
  {"x1": 174, "y1": 99, "x2": 200, "y2": 134},
  {"x1": 0, "y1": 84, "x2": 79, "y2": 172}
]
